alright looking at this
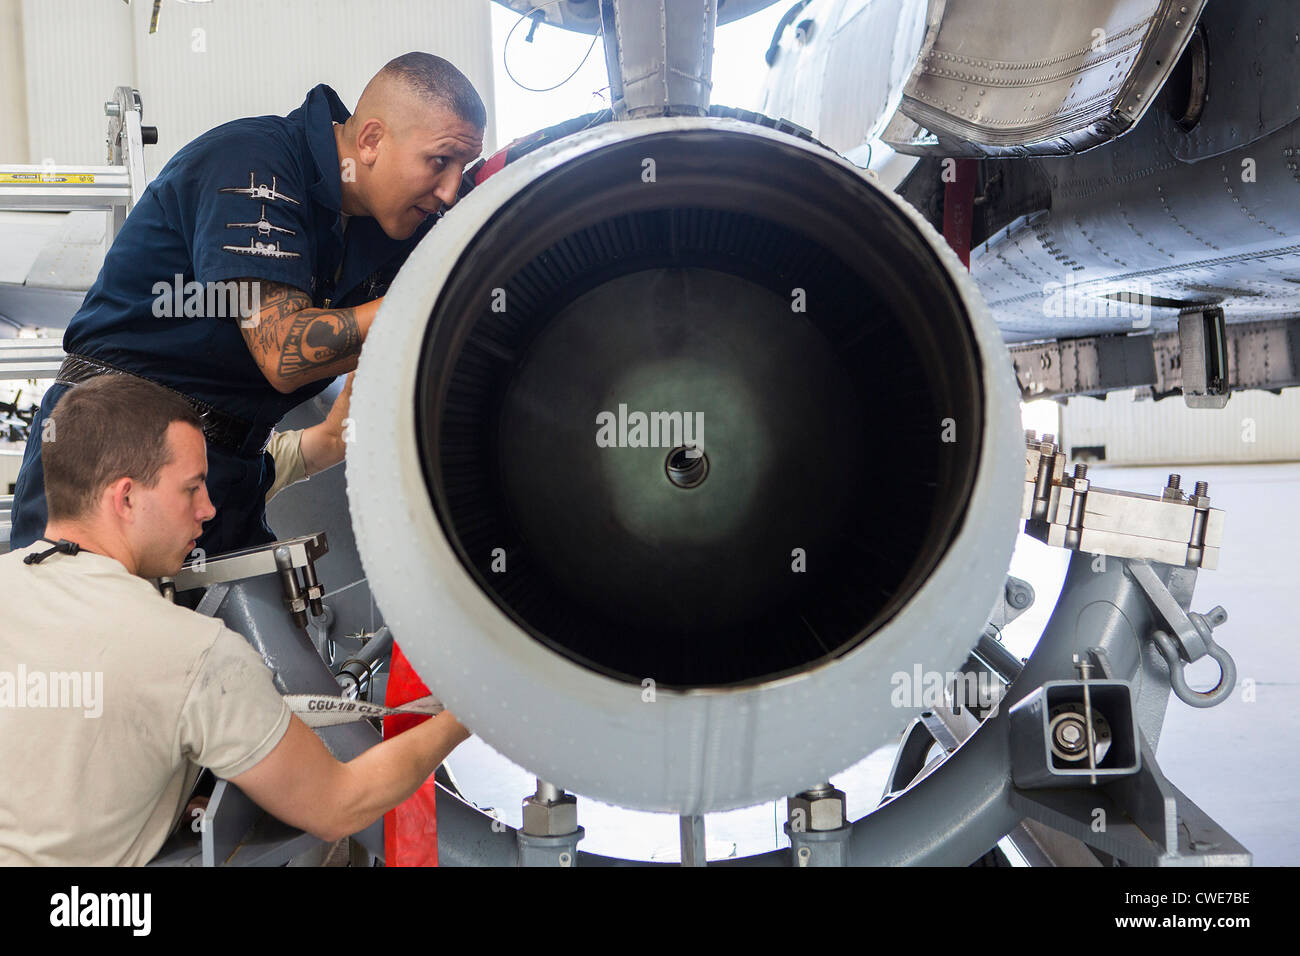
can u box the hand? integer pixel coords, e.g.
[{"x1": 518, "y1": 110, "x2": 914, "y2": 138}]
[
  {"x1": 333, "y1": 371, "x2": 354, "y2": 421},
  {"x1": 300, "y1": 373, "x2": 353, "y2": 475}
]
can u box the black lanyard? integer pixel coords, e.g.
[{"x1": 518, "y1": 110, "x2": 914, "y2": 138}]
[{"x1": 23, "y1": 537, "x2": 85, "y2": 565}]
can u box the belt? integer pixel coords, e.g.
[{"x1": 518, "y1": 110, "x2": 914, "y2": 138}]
[{"x1": 55, "y1": 353, "x2": 271, "y2": 455}]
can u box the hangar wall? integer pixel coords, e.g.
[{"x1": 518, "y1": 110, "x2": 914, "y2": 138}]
[
  {"x1": 6, "y1": 0, "x2": 496, "y2": 170},
  {"x1": 0, "y1": 0, "x2": 28, "y2": 162},
  {"x1": 1060, "y1": 387, "x2": 1300, "y2": 465}
]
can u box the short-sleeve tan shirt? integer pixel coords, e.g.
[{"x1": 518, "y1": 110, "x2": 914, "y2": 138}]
[{"x1": 0, "y1": 544, "x2": 290, "y2": 865}]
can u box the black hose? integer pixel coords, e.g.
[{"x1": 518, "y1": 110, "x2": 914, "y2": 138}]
[{"x1": 765, "y1": 0, "x2": 811, "y2": 66}]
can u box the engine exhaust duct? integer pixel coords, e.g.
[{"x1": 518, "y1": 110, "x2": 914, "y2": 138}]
[{"x1": 348, "y1": 117, "x2": 1023, "y2": 814}]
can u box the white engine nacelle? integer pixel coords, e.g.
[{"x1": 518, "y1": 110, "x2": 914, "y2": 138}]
[{"x1": 348, "y1": 116, "x2": 1022, "y2": 814}]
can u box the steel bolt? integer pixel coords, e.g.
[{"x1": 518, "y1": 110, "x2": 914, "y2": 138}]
[
  {"x1": 788, "y1": 784, "x2": 847, "y2": 832},
  {"x1": 1054, "y1": 718, "x2": 1086, "y2": 752}
]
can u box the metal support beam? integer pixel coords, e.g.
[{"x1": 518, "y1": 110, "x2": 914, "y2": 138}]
[
  {"x1": 679, "y1": 814, "x2": 706, "y2": 866},
  {"x1": 1008, "y1": 315, "x2": 1300, "y2": 402},
  {"x1": 1009, "y1": 734, "x2": 1250, "y2": 866},
  {"x1": 193, "y1": 574, "x2": 385, "y2": 863}
]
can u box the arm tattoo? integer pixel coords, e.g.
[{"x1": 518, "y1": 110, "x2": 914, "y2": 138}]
[
  {"x1": 245, "y1": 282, "x2": 308, "y2": 359},
  {"x1": 237, "y1": 279, "x2": 362, "y2": 386},
  {"x1": 277, "y1": 307, "x2": 361, "y2": 380}
]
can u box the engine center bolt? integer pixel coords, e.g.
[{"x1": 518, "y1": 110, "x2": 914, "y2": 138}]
[
  {"x1": 1048, "y1": 703, "x2": 1112, "y2": 763},
  {"x1": 665, "y1": 445, "x2": 709, "y2": 489},
  {"x1": 1054, "y1": 717, "x2": 1086, "y2": 753}
]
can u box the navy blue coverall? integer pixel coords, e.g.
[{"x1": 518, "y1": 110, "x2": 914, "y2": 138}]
[{"x1": 11, "y1": 85, "x2": 434, "y2": 556}]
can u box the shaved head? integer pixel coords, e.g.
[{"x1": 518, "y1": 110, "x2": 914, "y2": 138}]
[
  {"x1": 351, "y1": 52, "x2": 487, "y2": 138},
  {"x1": 338, "y1": 53, "x2": 486, "y2": 240}
]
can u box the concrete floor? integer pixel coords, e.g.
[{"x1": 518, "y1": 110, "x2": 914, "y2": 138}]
[
  {"x1": 1072, "y1": 461, "x2": 1300, "y2": 866},
  {"x1": 444, "y1": 461, "x2": 1300, "y2": 865}
]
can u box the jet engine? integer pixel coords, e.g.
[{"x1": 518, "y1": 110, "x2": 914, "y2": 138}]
[
  {"x1": 168, "y1": 1, "x2": 1246, "y2": 867},
  {"x1": 346, "y1": 115, "x2": 1024, "y2": 815}
]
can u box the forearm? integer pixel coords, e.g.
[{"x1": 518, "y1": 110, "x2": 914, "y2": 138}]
[
  {"x1": 299, "y1": 425, "x2": 346, "y2": 476},
  {"x1": 241, "y1": 281, "x2": 383, "y2": 393},
  {"x1": 266, "y1": 300, "x2": 379, "y2": 392},
  {"x1": 334, "y1": 712, "x2": 470, "y2": 837}
]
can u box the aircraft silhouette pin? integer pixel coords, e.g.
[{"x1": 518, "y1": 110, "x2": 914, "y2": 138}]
[
  {"x1": 225, "y1": 204, "x2": 297, "y2": 238},
  {"x1": 218, "y1": 172, "x2": 301, "y2": 206}
]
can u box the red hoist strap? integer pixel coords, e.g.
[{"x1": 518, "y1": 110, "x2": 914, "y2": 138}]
[
  {"x1": 382, "y1": 642, "x2": 440, "y2": 867},
  {"x1": 942, "y1": 158, "x2": 978, "y2": 270}
]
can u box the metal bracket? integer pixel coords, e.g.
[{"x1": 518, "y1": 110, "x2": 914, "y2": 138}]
[
  {"x1": 784, "y1": 783, "x2": 850, "y2": 866},
  {"x1": 517, "y1": 828, "x2": 584, "y2": 867},
  {"x1": 160, "y1": 533, "x2": 329, "y2": 629},
  {"x1": 785, "y1": 824, "x2": 851, "y2": 867},
  {"x1": 988, "y1": 574, "x2": 1035, "y2": 630},
  {"x1": 1178, "y1": 307, "x2": 1229, "y2": 408},
  {"x1": 1010, "y1": 733, "x2": 1250, "y2": 866},
  {"x1": 165, "y1": 533, "x2": 327, "y2": 591},
  {"x1": 1023, "y1": 435, "x2": 1224, "y2": 568},
  {"x1": 518, "y1": 779, "x2": 583, "y2": 866},
  {"x1": 1009, "y1": 679, "x2": 1140, "y2": 788}
]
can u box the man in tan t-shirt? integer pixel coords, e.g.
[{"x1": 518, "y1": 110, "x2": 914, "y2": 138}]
[{"x1": 0, "y1": 375, "x2": 469, "y2": 865}]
